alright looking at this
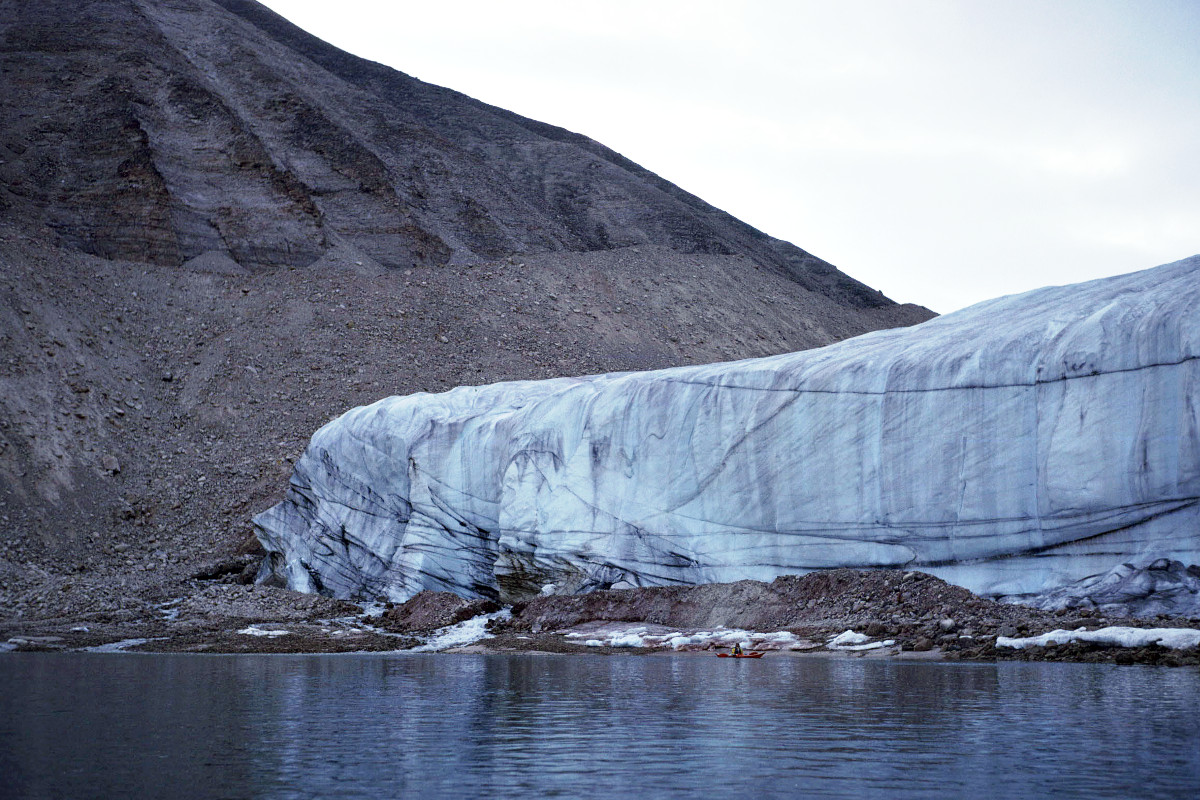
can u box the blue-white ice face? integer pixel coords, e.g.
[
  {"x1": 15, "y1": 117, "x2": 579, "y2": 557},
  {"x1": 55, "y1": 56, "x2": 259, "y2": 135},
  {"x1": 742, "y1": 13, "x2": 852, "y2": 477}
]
[{"x1": 255, "y1": 256, "x2": 1200, "y2": 604}]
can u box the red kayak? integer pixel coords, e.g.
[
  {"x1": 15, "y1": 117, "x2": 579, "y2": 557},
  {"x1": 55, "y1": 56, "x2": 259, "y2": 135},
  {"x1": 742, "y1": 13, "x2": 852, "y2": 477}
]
[{"x1": 717, "y1": 652, "x2": 764, "y2": 658}]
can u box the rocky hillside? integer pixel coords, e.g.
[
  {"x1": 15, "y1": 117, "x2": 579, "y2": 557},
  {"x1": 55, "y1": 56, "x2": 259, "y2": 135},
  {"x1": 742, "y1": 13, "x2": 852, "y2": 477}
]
[
  {"x1": 0, "y1": 0, "x2": 931, "y2": 622},
  {"x1": 1, "y1": 0, "x2": 925, "y2": 311}
]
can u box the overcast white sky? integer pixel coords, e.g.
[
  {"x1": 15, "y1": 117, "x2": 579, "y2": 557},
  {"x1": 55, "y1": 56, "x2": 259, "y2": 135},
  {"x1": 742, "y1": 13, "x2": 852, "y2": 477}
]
[{"x1": 257, "y1": 0, "x2": 1198, "y2": 313}]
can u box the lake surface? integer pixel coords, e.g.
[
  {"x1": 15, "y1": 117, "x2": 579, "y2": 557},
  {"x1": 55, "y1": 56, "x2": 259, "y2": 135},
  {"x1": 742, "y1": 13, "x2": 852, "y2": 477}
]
[{"x1": 1, "y1": 653, "x2": 1197, "y2": 799}]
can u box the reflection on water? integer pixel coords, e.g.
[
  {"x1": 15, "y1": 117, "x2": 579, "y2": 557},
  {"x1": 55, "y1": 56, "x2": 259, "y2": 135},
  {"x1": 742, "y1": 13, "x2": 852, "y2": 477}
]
[{"x1": 1, "y1": 653, "x2": 1197, "y2": 799}]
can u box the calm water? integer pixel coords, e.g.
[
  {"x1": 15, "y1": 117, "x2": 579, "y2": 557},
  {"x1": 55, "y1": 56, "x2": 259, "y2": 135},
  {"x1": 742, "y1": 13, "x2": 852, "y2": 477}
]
[{"x1": 1, "y1": 653, "x2": 1197, "y2": 799}]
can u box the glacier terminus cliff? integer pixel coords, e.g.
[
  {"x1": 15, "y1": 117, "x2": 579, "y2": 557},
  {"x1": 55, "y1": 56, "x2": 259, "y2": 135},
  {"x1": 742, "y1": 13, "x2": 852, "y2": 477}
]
[{"x1": 255, "y1": 256, "x2": 1200, "y2": 605}]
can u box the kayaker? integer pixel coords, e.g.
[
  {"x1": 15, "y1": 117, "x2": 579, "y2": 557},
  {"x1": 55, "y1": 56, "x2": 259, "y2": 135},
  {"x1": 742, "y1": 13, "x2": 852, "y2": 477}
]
[{"x1": 732, "y1": 642, "x2": 743, "y2": 656}]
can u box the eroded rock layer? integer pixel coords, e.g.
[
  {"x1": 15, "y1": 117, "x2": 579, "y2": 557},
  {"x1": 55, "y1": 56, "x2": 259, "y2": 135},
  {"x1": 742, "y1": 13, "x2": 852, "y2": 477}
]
[
  {"x1": 1, "y1": 0, "x2": 922, "y2": 316},
  {"x1": 256, "y1": 256, "x2": 1200, "y2": 602}
]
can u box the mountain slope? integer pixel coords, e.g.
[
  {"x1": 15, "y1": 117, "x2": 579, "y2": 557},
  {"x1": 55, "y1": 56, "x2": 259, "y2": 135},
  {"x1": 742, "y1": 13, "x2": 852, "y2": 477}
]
[
  {"x1": 1, "y1": 0, "x2": 926, "y2": 314},
  {"x1": 0, "y1": 0, "x2": 932, "y2": 621}
]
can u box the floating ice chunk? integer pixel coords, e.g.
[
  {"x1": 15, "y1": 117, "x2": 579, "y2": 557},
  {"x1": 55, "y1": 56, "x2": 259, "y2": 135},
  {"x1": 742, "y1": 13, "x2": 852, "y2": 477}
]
[{"x1": 997, "y1": 626, "x2": 1200, "y2": 650}]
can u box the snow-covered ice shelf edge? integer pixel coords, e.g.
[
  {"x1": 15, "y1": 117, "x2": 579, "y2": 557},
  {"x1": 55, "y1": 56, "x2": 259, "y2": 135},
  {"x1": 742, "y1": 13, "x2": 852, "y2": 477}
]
[{"x1": 256, "y1": 255, "x2": 1200, "y2": 605}]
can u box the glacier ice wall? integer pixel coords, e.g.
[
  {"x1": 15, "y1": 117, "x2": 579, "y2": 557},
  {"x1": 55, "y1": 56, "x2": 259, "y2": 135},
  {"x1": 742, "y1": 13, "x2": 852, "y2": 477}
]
[{"x1": 255, "y1": 256, "x2": 1200, "y2": 602}]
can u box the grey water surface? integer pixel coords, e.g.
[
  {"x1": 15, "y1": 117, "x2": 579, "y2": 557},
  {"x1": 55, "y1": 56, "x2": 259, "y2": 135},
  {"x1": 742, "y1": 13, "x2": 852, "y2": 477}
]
[{"x1": 1, "y1": 653, "x2": 1197, "y2": 799}]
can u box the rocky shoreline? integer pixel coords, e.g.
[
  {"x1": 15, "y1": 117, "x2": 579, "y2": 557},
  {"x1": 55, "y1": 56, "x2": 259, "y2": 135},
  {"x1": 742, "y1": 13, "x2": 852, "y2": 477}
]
[{"x1": 3, "y1": 569, "x2": 1198, "y2": 667}]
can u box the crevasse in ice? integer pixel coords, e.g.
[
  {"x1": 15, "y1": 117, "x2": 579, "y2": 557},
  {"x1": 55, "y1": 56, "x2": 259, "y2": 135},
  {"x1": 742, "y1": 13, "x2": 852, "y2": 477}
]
[{"x1": 254, "y1": 256, "x2": 1200, "y2": 603}]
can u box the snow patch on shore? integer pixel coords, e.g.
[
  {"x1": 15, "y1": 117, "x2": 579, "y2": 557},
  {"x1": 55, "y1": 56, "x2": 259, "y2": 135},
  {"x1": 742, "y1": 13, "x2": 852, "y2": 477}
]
[
  {"x1": 997, "y1": 626, "x2": 1200, "y2": 650},
  {"x1": 413, "y1": 608, "x2": 512, "y2": 652},
  {"x1": 827, "y1": 630, "x2": 896, "y2": 651},
  {"x1": 237, "y1": 626, "x2": 290, "y2": 637},
  {"x1": 355, "y1": 601, "x2": 388, "y2": 619},
  {"x1": 564, "y1": 622, "x2": 800, "y2": 651},
  {"x1": 155, "y1": 599, "x2": 183, "y2": 622},
  {"x1": 82, "y1": 638, "x2": 162, "y2": 652}
]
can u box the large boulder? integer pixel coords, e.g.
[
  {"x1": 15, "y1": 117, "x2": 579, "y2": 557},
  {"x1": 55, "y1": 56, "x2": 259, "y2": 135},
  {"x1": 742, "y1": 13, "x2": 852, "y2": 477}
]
[{"x1": 255, "y1": 256, "x2": 1200, "y2": 603}]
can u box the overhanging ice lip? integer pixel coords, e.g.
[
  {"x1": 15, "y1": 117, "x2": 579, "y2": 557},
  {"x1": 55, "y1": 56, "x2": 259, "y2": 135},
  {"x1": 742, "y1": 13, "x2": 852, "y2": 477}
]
[{"x1": 255, "y1": 256, "x2": 1200, "y2": 604}]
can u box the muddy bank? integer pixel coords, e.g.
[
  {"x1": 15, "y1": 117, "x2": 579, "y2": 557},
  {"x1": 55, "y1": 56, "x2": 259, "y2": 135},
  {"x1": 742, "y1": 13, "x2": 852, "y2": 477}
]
[{"x1": 2, "y1": 570, "x2": 1198, "y2": 664}]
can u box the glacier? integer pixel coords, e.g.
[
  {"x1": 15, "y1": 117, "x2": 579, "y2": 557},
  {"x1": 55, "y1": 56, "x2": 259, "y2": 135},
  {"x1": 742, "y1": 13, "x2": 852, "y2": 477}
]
[{"x1": 255, "y1": 256, "x2": 1200, "y2": 604}]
